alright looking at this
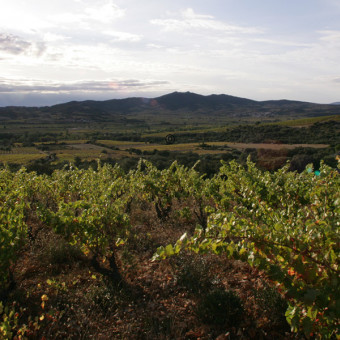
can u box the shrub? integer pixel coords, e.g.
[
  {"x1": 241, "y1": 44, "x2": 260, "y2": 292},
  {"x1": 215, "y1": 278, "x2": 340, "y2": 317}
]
[
  {"x1": 172, "y1": 254, "x2": 212, "y2": 294},
  {"x1": 253, "y1": 284, "x2": 288, "y2": 328},
  {"x1": 46, "y1": 238, "x2": 83, "y2": 266},
  {"x1": 195, "y1": 288, "x2": 244, "y2": 326}
]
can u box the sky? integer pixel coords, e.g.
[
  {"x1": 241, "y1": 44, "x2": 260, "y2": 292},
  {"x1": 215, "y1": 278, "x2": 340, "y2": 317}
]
[{"x1": 0, "y1": 0, "x2": 340, "y2": 106}]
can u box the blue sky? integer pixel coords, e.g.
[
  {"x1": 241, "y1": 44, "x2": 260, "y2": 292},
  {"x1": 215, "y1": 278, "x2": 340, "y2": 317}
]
[{"x1": 0, "y1": 0, "x2": 340, "y2": 106}]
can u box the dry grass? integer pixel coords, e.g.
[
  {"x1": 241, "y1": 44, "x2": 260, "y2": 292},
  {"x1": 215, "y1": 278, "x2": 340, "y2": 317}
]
[
  {"x1": 0, "y1": 146, "x2": 45, "y2": 164},
  {"x1": 275, "y1": 114, "x2": 340, "y2": 127},
  {"x1": 0, "y1": 154, "x2": 44, "y2": 164},
  {"x1": 1, "y1": 141, "x2": 329, "y2": 165},
  {"x1": 95, "y1": 141, "x2": 329, "y2": 153},
  {"x1": 97, "y1": 140, "x2": 145, "y2": 147},
  {"x1": 222, "y1": 142, "x2": 329, "y2": 150}
]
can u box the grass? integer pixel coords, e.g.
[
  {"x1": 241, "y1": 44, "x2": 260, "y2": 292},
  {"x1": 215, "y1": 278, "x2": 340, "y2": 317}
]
[
  {"x1": 36, "y1": 140, "x2": 89, "y2": 145},
  {"x1": 97, "y1": 141, "x2": 329, "y2": 151},
  {"x1": 271, "y1": 114, "x2": 340, "y2": 127},
  {"x1": 9, "y1": 147, "x2": 42, "y2": 154},
  {"x1": 141, "y1": 125, "x2": 231, "y2": 138},
  {"x1": 96, "y1": 140, "x2": 145, "y2": 146},
  {"x1": 0, "y1": 146, "x2": 45, "y2": 164},
  {"x1": 219, "y1": 142, "x2": 329, "y2": 150},
  {"x1": 141, "y1": 114, "x2": 340, "y2": 137},
  {"x1": 0, "y1": 140, "x2": 330, "y2": 165},
  {"x1": 0, "y1": 153, "x2": 44, "y2": 164},
  {"x1": 0, "y1": 144, "x2": 132, "y2": 164},
  {"x1": 54, "y1": 149, "x2": 131, "y2": 162}
]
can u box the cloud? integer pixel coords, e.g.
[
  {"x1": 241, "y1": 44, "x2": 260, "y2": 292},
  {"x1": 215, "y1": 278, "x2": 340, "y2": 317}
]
[
  {"x1": 252, "y1": 38, "x2": 312, "y2": 48},
  {"x1": 0, "y1": 33, "x2": 46, "y2": 56},
  {"x1": 84, "y1": 2, "x2": 125, "y2": 22},
  {"x1": 43, "y1": 33, "x2": 70, "y2": 42},
  {"x1": 103, "y1": 30, "x2": 142, "y2": 42},
  {"x1": 151, "y1": 8, "x2": 261, "y2": 34},
  {"x1": 0, "y1": 77, "x2": 171, "y2": 106},
  {"x1": 318, "y1": 30, "x2": 340, "y2": 47},
  {"x1": 147, "y1": 43, "x2": 163, "y2": 49},
  {"x1": 0, "y1": 78, "x2": 169, "y2": 94},
  {"x1": 0, "y1": 33, "x2": 31, "y2": 55},
  {"x1": 52, "y1": 1, "x2": 125, "y2": 27}
]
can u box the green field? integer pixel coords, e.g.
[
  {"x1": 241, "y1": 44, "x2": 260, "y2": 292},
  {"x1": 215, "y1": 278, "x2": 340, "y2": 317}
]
[
  {"x1": 0, "y1": 140, "x2": 332, "y2": 165},
  {"x1": 273, "y1": 114, "x2": 340, "y2": 127}
]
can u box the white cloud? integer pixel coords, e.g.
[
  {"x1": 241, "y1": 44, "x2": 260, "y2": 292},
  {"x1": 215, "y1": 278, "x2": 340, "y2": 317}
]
[
  {"x1": 318, "y1": 30, "x2": 340, "y2": 46},
  {"x1": 0, "y1": 1, "x2": 339, "y2": 105},
  {"x1": 147, "y1": 43, "x2": 163, "y2": 49},
  {"x1": 43, "y1": 33, "x2": 70, "y2": 42},
  {"x1": 84, "y1": 2, "x2": 125, "y2": 22},
  {"x1": 252, "y1": 38, "x2": 312, "y2": 48},
  {"x1": 52, "y1": 1, "x2": 125, "y2": 27},
  {"x1": 151, "y1": 8, "x2": 261, "y2": 34},
  {"x1": 103, "y1": 30, "x2": 142, "y2": 42},
  {"x1": 182, "y1": 8, "x2": 214, "y2": 20},
  {"x1": 0, "y1": 5, "x2": 48, "y2": 33}
]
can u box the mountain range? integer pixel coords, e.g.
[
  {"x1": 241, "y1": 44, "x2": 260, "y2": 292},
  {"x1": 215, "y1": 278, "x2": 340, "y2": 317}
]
[{"x1": 1, "y1": 91, "x2": 340, "y2": 124}]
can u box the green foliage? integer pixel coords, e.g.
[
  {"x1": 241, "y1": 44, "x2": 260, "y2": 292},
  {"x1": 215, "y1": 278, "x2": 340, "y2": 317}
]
[
  {"x1": 155, "y1": 159, "x2": 340, "y2": 338},
  {"x1": 132, "y1": 160, "x2": 188, "y2": 221},
  {"x1": 39, "y1": 163, "x2": 131, "y2": 257},
  {"x1": 0, "y1": 301, "x2": 17, "y2": 339},
  {"x1": 0, "y1": 157, "x2": 339, "y2": 338},
  {"x1": 0, "y1": 168, "x2": 37, "y2": 287},
  {"x1": 0, "y1": 301, "x2": 42, "y2": 339},
  {"x1": 195, "y1": 288, "x2": 244, "y2": 326}
]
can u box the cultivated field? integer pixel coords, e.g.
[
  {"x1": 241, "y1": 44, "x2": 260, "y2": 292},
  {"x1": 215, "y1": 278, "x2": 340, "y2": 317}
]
[{"x1": 0, "y1": 140, "x2": 330, "y2": 165}]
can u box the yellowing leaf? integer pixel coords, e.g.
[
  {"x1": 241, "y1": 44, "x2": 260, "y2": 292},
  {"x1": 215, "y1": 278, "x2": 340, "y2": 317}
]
[
  {"x1": 165, "y1": 244, "x2": 174, "y2": 256},
  {"x1": 41, "y1": 294, "x2": 48, "y2": 301}
]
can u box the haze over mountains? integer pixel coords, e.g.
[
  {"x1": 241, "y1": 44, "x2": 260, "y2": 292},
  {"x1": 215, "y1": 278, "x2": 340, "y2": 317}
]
[{"x1": 1, "y1": 92, "x2": 340, "y2": 124}]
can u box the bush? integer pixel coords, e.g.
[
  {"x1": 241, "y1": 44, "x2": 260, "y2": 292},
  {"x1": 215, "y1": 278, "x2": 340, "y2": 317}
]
[
  {"x1": 253, "y1": 284, "x2": 288, "y2": 329},
  {"x1": 172, "y1": 254, "x2": 212, "y2": 294},
  {"x1": 195, "y1": 288, "x2": 244, "y2": 326},
  {"x1": 40, "y1": 237, "x2": 83, "y2": 267}
]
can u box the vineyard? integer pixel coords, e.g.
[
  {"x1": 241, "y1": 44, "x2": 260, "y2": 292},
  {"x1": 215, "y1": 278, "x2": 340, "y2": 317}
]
[{"x1": 0, "y1": 159, "x2": 339, "y2": 339}]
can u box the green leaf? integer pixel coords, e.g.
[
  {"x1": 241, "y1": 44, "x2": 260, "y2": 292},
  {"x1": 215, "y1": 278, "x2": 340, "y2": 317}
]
[
  {"x1": 165, "y1": 244, "x2": 174, "y2": 256},
  {"x1": 307, "y1": 306, "x2": 317, "y2": 320},
  {"x1": 239, "y1": 247, "x2": 247, "y2": 256}
]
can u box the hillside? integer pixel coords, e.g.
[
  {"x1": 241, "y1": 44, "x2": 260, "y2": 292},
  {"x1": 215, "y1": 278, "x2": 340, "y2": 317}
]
[{"x1": 1, "y1": 92, "x2": 340, "y2": 125}]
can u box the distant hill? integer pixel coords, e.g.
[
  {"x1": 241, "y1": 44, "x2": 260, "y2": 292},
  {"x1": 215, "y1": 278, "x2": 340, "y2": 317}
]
[
  {"x1": 330, "y1": 102, "x2": 340, "y2": 105},
  {"x1": 155, "y1": 91, "x2": 256, "y2": 110},
  {"x1": 1, "y1": 91, "x2": 340, "y2": 124}
]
